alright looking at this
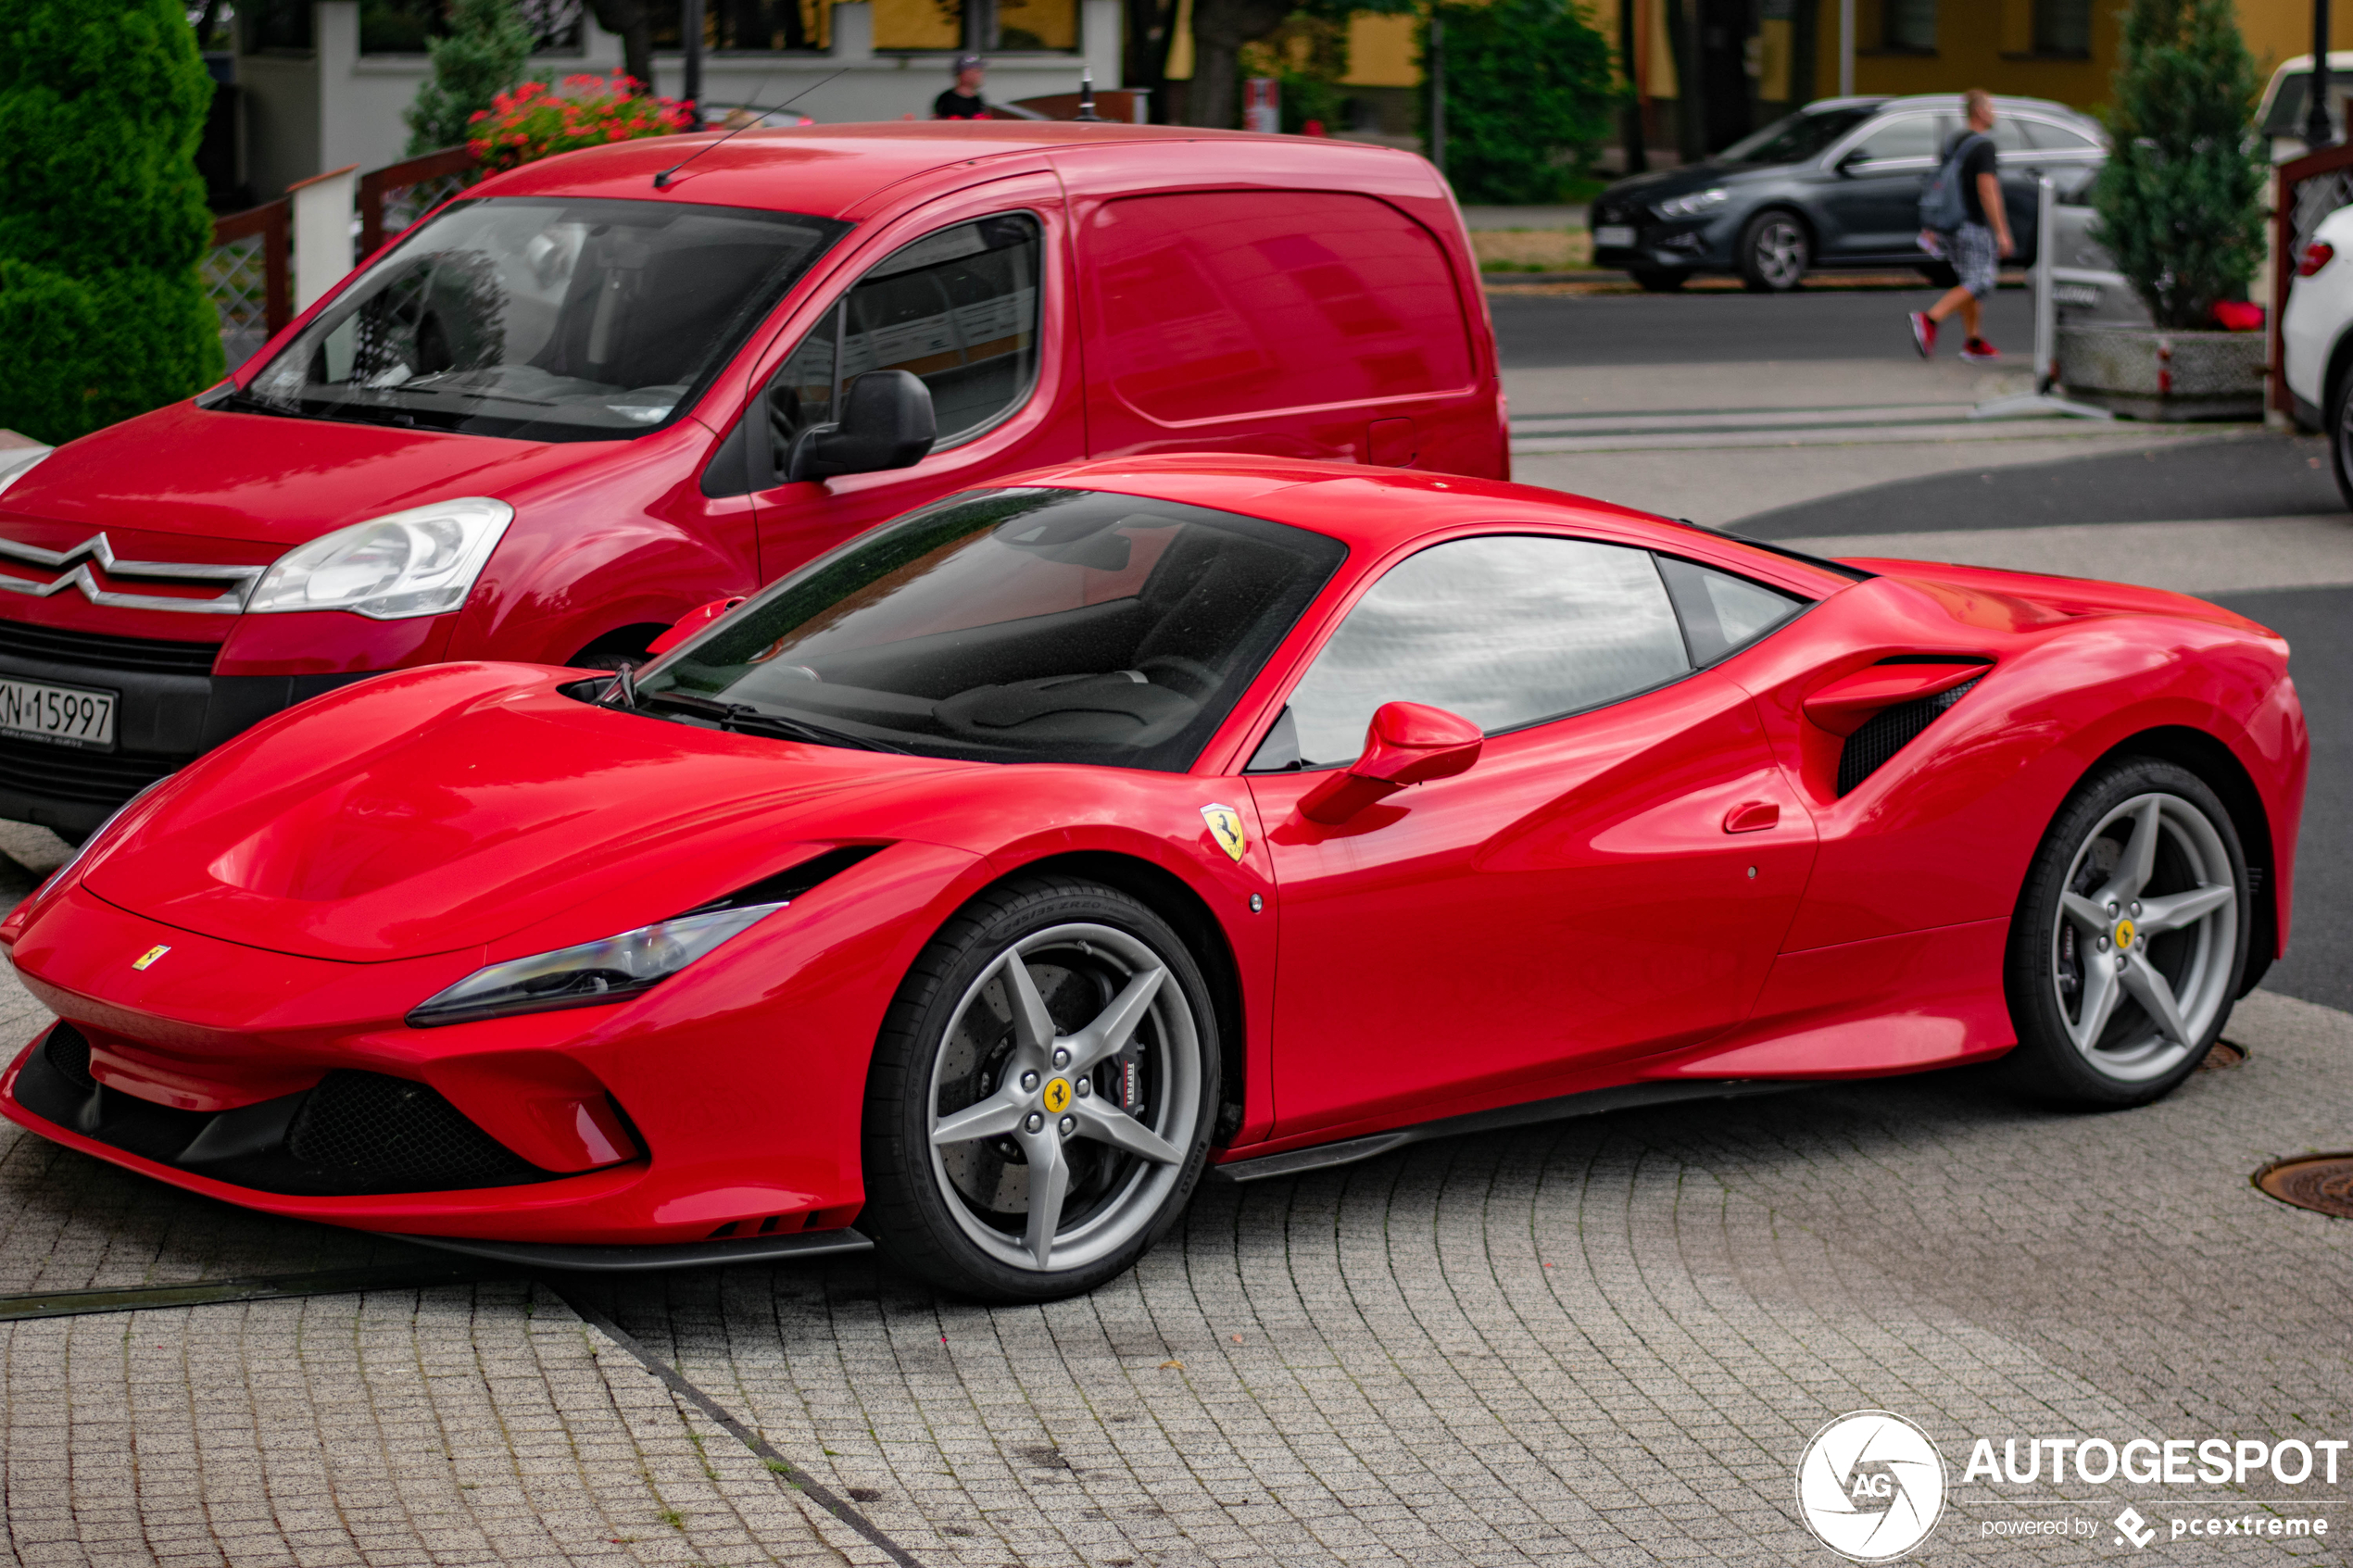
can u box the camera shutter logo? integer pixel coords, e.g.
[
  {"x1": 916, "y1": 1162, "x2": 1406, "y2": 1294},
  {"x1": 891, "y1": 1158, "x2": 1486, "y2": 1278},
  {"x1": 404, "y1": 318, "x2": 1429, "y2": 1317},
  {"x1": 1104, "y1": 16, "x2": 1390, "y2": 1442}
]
[{"x1": 1795, "y1": 1411, "x2": 1946, "y2": 1562}]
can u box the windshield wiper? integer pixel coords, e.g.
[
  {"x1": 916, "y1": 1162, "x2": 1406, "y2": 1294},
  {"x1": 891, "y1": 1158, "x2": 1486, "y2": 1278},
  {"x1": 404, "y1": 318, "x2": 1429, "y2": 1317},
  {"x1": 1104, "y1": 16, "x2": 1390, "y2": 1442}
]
[{"x1": 641, "y1": 689, "x2": 906, "y2": 753}]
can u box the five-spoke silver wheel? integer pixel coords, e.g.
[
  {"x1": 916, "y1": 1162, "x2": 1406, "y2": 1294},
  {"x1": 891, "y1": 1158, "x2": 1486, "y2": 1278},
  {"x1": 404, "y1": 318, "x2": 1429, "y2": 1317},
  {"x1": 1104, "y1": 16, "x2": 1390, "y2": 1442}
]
[
  {"x1": 2007, "y1": 758, "x2": 2246, "y2": 1106},
  {"x1": 926, "y1": 922, "x2": 1202, "y2": 1273},
  {"x1": 864, "y1": 875, "x2": 1219, "y2": 1300},
  {"x1": 2049, "y1": 792, "x2": 2237, "y2": 1084}
]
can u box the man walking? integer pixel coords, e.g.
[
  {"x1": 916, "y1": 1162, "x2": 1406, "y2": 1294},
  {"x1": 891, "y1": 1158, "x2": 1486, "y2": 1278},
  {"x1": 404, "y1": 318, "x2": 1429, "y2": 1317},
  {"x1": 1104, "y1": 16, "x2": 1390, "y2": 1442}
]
[{"x1": 1909, "y1": 90, "x2": 2014, "y2": 362}]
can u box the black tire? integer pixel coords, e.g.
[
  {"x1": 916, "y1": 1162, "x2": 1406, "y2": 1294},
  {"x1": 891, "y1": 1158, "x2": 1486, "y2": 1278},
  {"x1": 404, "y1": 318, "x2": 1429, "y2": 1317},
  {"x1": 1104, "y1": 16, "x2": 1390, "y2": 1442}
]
[
  {"x1": 1629, "y1": 267, "x2": 1688, "y2": 293},
  {"x1": 2002, "y1": 758, "x2": 2249, "y2": 1109},
  {"x1": 2329, "y1": 365, "x2": 2353, "y2": 512},
  {"x1": 861, "y1": 874, "x2": 1220, "y2": 1301},
  {"x1": 1738, "y1": 210, "x2": 1810, "y2": 293}
]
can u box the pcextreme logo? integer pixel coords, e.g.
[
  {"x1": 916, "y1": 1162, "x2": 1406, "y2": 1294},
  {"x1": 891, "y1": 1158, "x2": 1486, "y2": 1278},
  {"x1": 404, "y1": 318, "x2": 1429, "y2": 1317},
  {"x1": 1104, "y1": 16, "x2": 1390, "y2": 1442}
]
[{"x1": 1796, "y1": 1411, "x2": 1947, "y2": 1562}]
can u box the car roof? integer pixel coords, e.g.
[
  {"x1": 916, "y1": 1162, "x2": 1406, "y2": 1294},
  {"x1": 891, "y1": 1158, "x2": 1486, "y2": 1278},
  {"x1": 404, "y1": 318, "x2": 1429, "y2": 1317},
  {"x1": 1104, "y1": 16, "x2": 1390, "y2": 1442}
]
[
  {"x1": 1870, "y1": 93, "x2": 2100, "y2": 126},
  {"x1": 470, "y1": 121, "x2": 1415, "y2": 220},
  {"x1": 1005, "y1": 456, "x2": 1858, "y2": 595}
]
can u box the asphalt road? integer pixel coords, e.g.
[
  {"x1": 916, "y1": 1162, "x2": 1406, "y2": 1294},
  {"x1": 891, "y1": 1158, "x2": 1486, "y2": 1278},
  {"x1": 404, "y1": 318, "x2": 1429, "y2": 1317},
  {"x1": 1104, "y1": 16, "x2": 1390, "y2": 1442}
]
[{"x1": 1490, "y1": 282, "x2": 2038, "y2": 368}]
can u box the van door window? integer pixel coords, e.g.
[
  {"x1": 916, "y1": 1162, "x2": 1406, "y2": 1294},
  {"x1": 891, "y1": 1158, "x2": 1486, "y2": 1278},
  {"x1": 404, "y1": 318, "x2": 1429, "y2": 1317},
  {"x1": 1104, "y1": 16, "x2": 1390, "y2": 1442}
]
[
  {"x1": 1080, "y1": 191, "x2": 1473, "y2": 423},
  {"x1": 757, "y1": 212, "x2": 1041, "y2": 479}
]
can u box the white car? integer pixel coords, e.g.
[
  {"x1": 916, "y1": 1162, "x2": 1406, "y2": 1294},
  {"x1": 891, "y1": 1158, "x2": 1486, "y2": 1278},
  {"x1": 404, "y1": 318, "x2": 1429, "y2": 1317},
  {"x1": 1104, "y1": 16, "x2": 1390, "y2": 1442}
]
[{"x1": 2281, "y1": 202, "x2": 2353, "y2": 507}]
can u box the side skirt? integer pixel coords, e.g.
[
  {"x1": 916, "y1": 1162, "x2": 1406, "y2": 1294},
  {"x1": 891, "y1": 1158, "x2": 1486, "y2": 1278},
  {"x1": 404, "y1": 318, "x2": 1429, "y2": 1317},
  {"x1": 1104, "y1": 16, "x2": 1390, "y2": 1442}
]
[
  {"x1": 383, "y1": 1229, "x2": 875, "y2": 1272},
  {"x1": 1207, "y1": 1079, "x2": 1794, "y2": 1185}
]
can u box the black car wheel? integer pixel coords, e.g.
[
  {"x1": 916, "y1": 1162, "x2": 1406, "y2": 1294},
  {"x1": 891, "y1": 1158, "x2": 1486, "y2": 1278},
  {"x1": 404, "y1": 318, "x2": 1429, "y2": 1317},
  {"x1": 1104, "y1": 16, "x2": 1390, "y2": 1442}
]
[
  {"x1": 1629, "y1": 268, "x2": 1687, "y2": 293},
  {"x1": 2002, "y1": 758, "x2": 2247, "y2": 1109},
  {"x1": 1739, "y1": 212, "x2": 1810, "y2": 293},
  {"x1": 2330, "y1": 367, "x2": 2353, "y2": 511},
  {"x1": 861, "y1": 873, "x2": 1220, "y2": 1301}
]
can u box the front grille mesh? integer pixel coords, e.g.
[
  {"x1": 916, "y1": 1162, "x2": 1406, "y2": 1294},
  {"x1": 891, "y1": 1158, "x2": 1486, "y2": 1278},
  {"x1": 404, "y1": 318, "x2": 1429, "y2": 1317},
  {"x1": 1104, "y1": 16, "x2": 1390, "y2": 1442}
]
[
  {"x1": 286, "y1": 1071, "x2": 545, "y2": 1188},
  {"x1": 1836, "y1": 678, "x2": 1982, "y2": 797},
  {"x1": 44, "y1": 1022, "x2": 95, "y2": 1092},
  {"x1": 0, "y1": 620, "x2": 219, "y2": 674},
  {"x1": 0, "y1": 739, "x2": 176, "y2": 805}
]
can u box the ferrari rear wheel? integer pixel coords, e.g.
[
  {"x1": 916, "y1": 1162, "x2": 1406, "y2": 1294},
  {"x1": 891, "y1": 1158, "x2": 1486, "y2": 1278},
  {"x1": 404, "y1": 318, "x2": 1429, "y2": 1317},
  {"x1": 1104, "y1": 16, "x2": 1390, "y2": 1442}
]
[
  {"x1": 862, "y1": 875, "x2": 1218, "y2": 1301},
  {"x1": 2004, "y1": 759, "x2": 2248, "y2": 1107}
]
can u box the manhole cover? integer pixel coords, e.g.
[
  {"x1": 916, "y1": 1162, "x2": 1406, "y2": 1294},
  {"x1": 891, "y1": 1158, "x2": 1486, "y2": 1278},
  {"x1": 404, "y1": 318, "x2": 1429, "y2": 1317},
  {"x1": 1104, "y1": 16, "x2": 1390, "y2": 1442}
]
[
  {"x1": 2254, "y1": 1154, "x2": 2353, "y2": 1219},
  {"x1": 2199, "y1": 1039, "x2": 2247, "y2": 1072}
]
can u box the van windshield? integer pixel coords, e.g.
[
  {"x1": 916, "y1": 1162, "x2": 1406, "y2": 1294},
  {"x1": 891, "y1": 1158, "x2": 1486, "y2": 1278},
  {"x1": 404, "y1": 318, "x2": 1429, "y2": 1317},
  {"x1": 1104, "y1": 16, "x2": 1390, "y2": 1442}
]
[
  {"x1": 631, "y1": 487, "x2": 1348, "y2": 770},
  {"x1": 231, "y1": 197, "x2": 847, "y2": 443}
]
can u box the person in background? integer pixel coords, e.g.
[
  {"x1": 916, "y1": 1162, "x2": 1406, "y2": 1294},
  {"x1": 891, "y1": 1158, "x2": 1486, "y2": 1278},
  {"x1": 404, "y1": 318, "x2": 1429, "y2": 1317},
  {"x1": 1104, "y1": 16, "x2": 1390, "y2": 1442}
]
[
  {"x1": 1909, "y1": 89, "x2": 2015, "y2": 363},
  {"x1": 935, "y1": 56, "x2": 990, "y2": 119}
]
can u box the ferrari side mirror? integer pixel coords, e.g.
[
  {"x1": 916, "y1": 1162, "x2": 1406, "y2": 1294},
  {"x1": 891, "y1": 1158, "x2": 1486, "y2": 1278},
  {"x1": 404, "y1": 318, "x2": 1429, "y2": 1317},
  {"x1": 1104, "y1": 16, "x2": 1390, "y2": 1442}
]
[
  {"x1": 785, "y1": 370, "x2": 937, "y2": 483},
  {"x1": 1299, "y1": 701, "x2": 1482, "y2": 824},
  {"x1": 646, "y1": 595, "x2": 748, "y2": 656}
]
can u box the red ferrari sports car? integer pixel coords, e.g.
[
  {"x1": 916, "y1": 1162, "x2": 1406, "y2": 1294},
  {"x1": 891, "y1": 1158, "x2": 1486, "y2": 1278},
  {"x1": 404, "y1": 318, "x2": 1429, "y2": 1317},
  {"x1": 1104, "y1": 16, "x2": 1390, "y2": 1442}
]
[{"x1": 0, "y1": 458, "x2": 2306, "y2": 1299}]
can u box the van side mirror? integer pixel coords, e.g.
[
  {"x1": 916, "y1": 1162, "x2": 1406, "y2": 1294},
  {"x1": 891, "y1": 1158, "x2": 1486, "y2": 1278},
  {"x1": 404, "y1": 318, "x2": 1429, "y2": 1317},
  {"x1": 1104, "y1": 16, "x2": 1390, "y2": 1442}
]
[
  {"x1": 1299, "y1": 701, "x2": 1483, "y2": 824},
  {"x1": 785, "y1": 370, "x2": 937, "y2": 483}
]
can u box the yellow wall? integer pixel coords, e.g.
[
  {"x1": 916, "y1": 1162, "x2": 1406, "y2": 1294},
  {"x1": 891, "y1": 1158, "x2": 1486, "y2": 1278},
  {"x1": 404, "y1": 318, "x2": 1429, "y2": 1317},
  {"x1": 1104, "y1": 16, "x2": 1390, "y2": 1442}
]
[
  {"x1": 1806, "y1": 0, "x2": 2340, "y2": 116},
  {"x1": 1343, "y1": 13, "x2": 1418, "y2": 87}
]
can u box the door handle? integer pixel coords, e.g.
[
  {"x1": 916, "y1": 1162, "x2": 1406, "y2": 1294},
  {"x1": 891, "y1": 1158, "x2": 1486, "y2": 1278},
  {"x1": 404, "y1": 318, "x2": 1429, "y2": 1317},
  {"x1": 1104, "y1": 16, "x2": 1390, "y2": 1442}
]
[{"x1": 1724, "y1": 800, "x2": 1780, "y2": 834}]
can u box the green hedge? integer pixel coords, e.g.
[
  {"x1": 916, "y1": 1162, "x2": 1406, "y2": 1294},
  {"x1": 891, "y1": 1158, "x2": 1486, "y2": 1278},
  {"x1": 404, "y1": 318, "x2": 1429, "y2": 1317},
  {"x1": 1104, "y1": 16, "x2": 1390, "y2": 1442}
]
[
  {"x1": 1422, "y1": 0, "x2": 1617, "y2": 206},
  {"x1": 0, "y1": 0, "x2": 222, "y2": 445}
]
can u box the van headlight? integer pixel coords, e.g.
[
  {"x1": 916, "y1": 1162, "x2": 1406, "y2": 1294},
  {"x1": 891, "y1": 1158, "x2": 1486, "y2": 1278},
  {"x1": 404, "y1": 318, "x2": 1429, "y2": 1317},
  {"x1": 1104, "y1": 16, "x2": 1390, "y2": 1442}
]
[{"x1": 246, "y1": 498, "x2": 512, "y2": 620}]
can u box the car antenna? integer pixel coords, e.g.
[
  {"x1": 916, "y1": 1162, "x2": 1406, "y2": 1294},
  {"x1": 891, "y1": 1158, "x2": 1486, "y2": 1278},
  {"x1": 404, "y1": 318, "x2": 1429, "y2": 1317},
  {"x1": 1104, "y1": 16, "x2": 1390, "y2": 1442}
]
[{"x1": 654, "y1": 69, "x2": 848, "y2": 189}]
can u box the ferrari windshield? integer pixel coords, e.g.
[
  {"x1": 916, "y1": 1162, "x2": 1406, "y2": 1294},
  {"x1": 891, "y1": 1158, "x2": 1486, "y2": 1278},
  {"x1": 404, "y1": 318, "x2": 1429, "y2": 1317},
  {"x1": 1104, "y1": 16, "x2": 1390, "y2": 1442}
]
[
  {"x1": 635, "y1": 488, "x2": 1348, "y2": 769},
  {"x1": 234, "y1": 197, "x2": 846, "y2": 442}
]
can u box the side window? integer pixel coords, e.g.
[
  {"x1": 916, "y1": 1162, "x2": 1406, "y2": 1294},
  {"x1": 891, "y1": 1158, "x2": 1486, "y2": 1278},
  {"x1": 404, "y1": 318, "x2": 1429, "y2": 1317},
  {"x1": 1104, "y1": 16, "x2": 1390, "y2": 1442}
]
[
  {"x1": 1852, "y1": 115, "x2": 1939, "y2": 163},
  {"x1": 1654, "y1": 556, "x2": 1806, "y2": 665},
  {"x1": 1260, "y1": 534, "x2": 1690, "y2": 771},
  {"x1": 2021, "y1": 118, "x2": 2099, "y2": 152},
  {"x1": 1080, "y1": 190, "x2": 1474, "y2": 422},
  {"x1": 757, "y1": 212, "x2": 1041, "y2": 478},
  {"x1": 1985, "y1": 118, "x2": 2032, "y2": 156}
]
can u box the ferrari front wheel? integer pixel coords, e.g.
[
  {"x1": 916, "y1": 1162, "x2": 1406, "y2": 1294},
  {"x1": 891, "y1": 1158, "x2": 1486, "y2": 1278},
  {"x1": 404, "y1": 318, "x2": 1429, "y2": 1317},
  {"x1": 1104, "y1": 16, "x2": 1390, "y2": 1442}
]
[
  {"x1": 2004, "y1": 758, "x2": 2248, "y2": 1107},
  {"x1": 862, "y1": 876, "x2": 1219, "y2": 1301}
]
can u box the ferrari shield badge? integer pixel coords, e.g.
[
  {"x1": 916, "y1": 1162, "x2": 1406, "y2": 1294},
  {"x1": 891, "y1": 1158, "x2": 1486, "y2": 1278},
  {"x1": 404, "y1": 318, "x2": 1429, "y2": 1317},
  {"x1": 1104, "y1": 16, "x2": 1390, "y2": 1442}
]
[
  {"x1": 1200, "y1": 803, "x2": 1248, "y2": 862},
  {"x1": 132, "y1": 945, "x2": 170, "y2": 971}
]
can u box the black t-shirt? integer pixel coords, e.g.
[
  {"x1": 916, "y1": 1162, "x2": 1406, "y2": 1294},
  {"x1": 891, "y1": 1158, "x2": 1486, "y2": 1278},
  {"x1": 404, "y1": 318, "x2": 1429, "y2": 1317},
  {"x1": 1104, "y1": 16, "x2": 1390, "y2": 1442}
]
[
  {"x1": 1945, "y1": 131, "x2": 1999, "y2": 224},
  {"x1": 934, "y1": 90, "x2": 988, "y2": 119}
]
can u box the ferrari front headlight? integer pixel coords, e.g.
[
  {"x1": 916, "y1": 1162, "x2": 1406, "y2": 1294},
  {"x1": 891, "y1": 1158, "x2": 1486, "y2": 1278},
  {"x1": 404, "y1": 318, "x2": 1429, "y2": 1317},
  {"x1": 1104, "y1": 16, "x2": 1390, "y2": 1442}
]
[
  {"x1": 247, "y1": 497, "x2": 512, "y2": 620},
  {"x1": 407, "y1": 901, "x2": 783, "y2": 1028}
]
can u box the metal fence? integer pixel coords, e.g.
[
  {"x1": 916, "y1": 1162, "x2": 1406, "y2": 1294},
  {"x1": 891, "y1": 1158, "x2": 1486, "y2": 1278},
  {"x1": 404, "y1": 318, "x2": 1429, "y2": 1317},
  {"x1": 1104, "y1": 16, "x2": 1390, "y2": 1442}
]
[{"x1": 202, "y1": 199, "x2": 289, "y2": 371}]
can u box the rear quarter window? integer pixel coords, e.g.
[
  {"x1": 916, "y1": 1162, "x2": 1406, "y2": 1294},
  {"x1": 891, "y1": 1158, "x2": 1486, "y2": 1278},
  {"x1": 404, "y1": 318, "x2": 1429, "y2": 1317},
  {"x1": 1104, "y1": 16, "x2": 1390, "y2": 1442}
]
[{"x1": 1080, "y1": 191, "x2": 1474, "y2": 423}]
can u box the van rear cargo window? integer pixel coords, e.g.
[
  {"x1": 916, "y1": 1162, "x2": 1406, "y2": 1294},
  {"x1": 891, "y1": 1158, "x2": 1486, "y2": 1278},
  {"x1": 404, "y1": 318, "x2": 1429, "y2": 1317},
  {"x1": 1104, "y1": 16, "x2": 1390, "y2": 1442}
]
[{"x1": 1080, "y1": 192, "x2": 1474, "y2": 423}]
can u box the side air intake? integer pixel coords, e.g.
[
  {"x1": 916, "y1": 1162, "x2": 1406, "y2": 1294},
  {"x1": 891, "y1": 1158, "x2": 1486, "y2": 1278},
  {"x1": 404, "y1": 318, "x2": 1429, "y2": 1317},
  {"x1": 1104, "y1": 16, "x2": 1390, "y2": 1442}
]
[{"x1": 1836, "y1": 677, "x2": 1982, "y2": 797}]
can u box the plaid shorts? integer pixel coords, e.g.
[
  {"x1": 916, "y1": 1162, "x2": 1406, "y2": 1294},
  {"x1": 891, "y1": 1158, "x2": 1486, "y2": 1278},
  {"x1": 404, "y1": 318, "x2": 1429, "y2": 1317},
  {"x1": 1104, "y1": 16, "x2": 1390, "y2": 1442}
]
[{"x1": 1942, "y1": 220, "x2": 1998, "y2": 299}]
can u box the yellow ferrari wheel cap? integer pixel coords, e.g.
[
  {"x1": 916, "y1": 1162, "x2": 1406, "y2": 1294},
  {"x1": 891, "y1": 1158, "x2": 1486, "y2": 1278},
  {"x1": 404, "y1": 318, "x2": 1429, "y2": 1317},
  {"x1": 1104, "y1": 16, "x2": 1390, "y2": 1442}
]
[
  {"x1": 2114, "y1": 918, "x2": 2135, "y2": 951},
  {"x1": 1200, "y1": 803, "x2": 1248, "y2": 861},
  {"x1": 1042, "y1": 1076, "x2": 1073, "y2": 1114}
]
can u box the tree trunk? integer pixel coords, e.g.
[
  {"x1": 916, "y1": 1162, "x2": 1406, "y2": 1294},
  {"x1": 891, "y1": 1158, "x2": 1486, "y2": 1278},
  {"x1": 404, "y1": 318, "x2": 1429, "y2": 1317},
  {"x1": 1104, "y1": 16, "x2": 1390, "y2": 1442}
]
[
  {"x1": 1184, "y1": 0, "x2": 1290, "y2": 127},
  {"x1": 586, "y1": 0, "x2": 658, "y2": 92}
]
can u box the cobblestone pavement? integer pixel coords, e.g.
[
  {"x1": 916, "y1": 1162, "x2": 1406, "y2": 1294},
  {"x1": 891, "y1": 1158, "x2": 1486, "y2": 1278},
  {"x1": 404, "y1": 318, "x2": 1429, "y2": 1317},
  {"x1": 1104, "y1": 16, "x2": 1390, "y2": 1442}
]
[{"x1": 4, "y1": 906, "x2": 2350, "y2": 1566}]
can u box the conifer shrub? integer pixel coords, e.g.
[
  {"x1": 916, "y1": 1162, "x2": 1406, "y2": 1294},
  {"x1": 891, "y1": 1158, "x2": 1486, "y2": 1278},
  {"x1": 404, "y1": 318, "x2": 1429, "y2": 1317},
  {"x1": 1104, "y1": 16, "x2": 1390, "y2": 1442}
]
[
  {"x1": 405, "y1": 0, "x2": 536, "y2": 156},
  {"x1": 0, "y1": 0, "x2": 223, "y2": 445},
  {"x1": 2091, "y1": 0, "x2": 2265, "y2": 329}
]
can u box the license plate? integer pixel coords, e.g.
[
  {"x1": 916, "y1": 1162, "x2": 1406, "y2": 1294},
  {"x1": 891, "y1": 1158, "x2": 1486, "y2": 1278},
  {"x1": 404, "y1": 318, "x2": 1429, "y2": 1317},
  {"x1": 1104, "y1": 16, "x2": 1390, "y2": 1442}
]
[
  {"x1": 0, "y1": 676, "x2": 118, "y2": 750},
  {"x1": 1594, "y1": 224, "x2": 1637, "y2": 248}
]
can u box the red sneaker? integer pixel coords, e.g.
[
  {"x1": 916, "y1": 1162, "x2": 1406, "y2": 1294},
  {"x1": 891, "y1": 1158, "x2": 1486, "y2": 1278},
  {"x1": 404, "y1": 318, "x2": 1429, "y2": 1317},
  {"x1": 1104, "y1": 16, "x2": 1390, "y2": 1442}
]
[
  {"x1": 1961, "y1": 338, "x2": 2000, "y2": 361},
  {"x1": 1909, "y1": 311, "x2": 1937, "y2": 358}
]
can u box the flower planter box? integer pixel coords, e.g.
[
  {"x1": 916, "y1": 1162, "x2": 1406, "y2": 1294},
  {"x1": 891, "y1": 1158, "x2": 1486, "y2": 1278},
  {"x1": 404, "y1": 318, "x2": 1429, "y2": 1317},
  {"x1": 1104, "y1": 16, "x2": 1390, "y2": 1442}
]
[{"x1": 2055, "y1": 324, "x2": 2266, "y2": 421}]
